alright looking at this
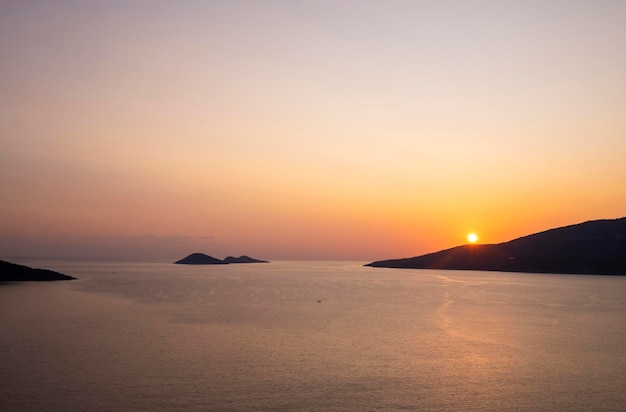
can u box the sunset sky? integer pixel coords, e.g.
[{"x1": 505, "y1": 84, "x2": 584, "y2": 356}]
[{"x1": 1, "y1": 0, "x2": 625, "y2": 260}]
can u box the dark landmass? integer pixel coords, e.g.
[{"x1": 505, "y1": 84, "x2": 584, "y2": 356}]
[
  {"x1": 366, "y1": 217, "x2": 626, "y2": 275},
  {"x1": 223, "y1": 255, "x2": 269, "y2": 264},
  {"x1": 0, "y1": 260, "x2": 76, "y2": 281},
  {"x1": 174, "y1": 253, "x2": 269, "y2": 265},
  {"x1": 174, "y1": 253, "x2": 229, "y2": 265}
]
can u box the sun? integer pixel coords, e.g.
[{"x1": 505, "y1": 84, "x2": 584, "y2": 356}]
[{"x1": 467, "y1": 233, "x2": 478, "y2": 243}]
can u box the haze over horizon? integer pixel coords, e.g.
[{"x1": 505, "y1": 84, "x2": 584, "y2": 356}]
[{"x1": 2, "y1": 1, "x2": 625, "y2": 261}]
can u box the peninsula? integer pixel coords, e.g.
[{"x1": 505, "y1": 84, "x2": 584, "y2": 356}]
[
  {"x1": 174, "y1": 253, "x2": 269, "y2": 265},
  {"x1": 366, "y1": 217, "x2": 626, "y2": 275},
  {"x1": 0, "y1": 260, "x2": 76, "y2": 281}
]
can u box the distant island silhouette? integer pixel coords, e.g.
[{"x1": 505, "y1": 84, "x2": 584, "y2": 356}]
[
  {"x1": 223, "y1": 255, "x2": 269, "y2": 264},
  {"x1": 366, "y1": 217, "x2": 626, "y2": 275},
  {"x1": 0, "y1": 260, "x2": 76, "y2": 281},
  {"x1": 174, "y1": 253, "x2": 269, "y2": 265}
]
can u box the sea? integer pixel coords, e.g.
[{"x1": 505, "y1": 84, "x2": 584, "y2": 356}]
[{"x1": 1, "y1": 259, "x2": 625, "y2": 411}]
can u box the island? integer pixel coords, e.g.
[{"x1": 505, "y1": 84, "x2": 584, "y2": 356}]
[
  {"x1": 174, "y1": 253, "x2": 269, "y2": 265},
  {"x1": 366, "y1": 217, "x2": 626, "y2": 275},
  {"x1": 223, "y1": 255, "x2": 269, "y2": 264},
  {"x1": 174, "y1": 253, "x2": 229, "y2": 265},
  {"x1": 0, "y1": 260, "x2": 76, "y2": 281}
]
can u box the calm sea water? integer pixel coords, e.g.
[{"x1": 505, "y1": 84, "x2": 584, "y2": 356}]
[{"x1": 1, "y1": 260, "x2": 625, "y2": 411}]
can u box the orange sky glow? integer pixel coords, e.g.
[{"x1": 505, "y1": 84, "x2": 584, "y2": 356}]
[{"x1": 1, "y1": 1, "x2": 625, "y2": 260}]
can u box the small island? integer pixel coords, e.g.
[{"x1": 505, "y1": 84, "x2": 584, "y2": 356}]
[
  {"x1": 0, "y1": 260, "x2": 76, "y2": 281},
  {"x1": 174, "y1": 253, "x2": 269, "y2": 265},
  {"x1": 223, "y1": 255, "x2": 269, "y2": 264},
  {"x1": 366, "y1": 217, "x2": 626, "y2": 275}
]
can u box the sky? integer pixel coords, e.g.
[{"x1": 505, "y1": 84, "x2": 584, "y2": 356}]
[{"x1": 1, "y1": 0, "x2": 625, "y2": 261}]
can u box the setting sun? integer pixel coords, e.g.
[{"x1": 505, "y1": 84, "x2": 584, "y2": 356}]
[{"x1": 467, "y1": 233, "x2": 478, "y2": 243}]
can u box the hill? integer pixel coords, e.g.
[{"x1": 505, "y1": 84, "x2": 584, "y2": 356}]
[
  {"x1": 366, "y1": 217, "x2": 626, "y2": 275},
  {"x1": 0, "y1": 260, "x2": 76, "y2": 281}
]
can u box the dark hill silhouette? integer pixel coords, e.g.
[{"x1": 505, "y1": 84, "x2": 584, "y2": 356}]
[
  {"x1": 366, "y1": 217, "x2": 626, "y2": 275},
  {"x1": 174, "y1": 253, "x2": 228, "y2": 265},
  {"x1": 223, "y1": 255, "x2": 268, "y2": 264},
  {"x1": 174, "y1": 253, "x2": 269, "y2": 265},
  {"x1": 0, "y1": 260, "x2": 76, "y2": 281}
]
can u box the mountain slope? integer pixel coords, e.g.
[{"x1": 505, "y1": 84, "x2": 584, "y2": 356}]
[
  {"x1": 366, "y1": 217, "x2": 626, "y2": 275},
  {"x1": 0, "y1": 260, "x2": 76, "y2": 281}
]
